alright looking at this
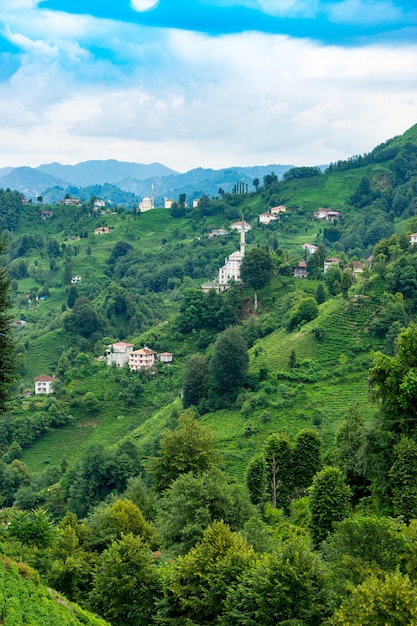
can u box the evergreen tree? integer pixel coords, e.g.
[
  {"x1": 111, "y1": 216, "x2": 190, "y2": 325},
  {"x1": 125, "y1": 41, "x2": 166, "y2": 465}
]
[
  {"x1": 182, "y1": 354, "x2": 209, "y2": 409},
  {"x1": 389, "y1": 436, "x2": 417, "y2": 522},
  {"x1": 309, "y1": 466, "x2": 351, "y2": 548},
  {"x1": 292, "y1": 428, "x2": 322, "y2": 493},
  {"x1": 210, "y1": 326, "x2": 249, "y2": 399},
  {"x1": 315, "y1": 281, "x2": 327, "y2": 304},
  {"x1": 245, "y1": 454, "x2": 267, "y2": 505}
]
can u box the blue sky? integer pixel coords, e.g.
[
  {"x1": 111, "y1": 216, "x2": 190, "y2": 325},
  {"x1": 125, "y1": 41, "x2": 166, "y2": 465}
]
[{"x1": 0, "y1": 0, "x2": 416, "y2": 170}]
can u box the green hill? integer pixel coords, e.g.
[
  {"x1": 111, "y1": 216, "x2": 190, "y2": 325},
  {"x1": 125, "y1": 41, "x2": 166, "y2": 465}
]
[
  {"x1": 1, "y1": 122, "x2": 416, "y2": 485},
  {"x1": 0, "y1": 556, "x2": 109, "y2": 626}
]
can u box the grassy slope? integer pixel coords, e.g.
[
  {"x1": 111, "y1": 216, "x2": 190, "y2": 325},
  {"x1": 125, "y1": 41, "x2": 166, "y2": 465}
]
[{"x1": 0, "y1": 557, "x2": 109, "y2": 626}]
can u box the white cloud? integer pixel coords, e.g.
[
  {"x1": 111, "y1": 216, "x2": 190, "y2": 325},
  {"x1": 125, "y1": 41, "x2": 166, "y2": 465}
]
[
  {"x1": 0, "y1": 21, "x2": 415, "y2": 170},
  {"x1": 130, "y1": 0, "x2": 159, "y2": 11}
]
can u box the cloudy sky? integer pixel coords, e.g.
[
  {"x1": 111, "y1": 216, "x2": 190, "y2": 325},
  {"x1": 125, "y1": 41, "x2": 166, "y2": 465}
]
[{"x1": 0, "y1": 0, "x2": 416, "y2": 172}]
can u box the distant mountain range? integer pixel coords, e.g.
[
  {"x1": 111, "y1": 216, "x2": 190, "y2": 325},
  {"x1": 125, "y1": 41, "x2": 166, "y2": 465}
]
[{"x1": 0, "y1": 159, "x2": 294, "y2": 206}]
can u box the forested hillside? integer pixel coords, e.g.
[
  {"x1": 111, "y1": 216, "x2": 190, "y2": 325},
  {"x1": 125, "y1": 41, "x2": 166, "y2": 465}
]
[{"x1": 1, "y1": 124, "x2": 417, "y2": 624}]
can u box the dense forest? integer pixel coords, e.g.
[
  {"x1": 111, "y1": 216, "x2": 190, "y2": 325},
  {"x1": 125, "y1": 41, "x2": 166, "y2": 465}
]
[{"x1": 1, "y1": 124, "x2": 417, "y2": 624}]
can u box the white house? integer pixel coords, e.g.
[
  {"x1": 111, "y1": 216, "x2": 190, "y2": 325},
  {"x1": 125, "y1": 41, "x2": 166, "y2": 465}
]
[
  {"x1": 410, "y1": 233, "x2": 417, "y2": 245},
  {"x1": 71, "y1": 276, "x2": 81, "y2": 284},
  {"x1": 208, "y1": 229, "x2": 228, "y2": 238},
  {"x1": 314, "y1": 208, "x2": 340, "y2": 221},
  {"x1": 128, "y1": 346, "x2": 156, "y2": 371},
  {"x1": 158, "y1": 352, "x2": 173, "y2": 364},
  {"x1": 34, "y1": 375, "x2": 54, "y2": 395},
  {"x1": 302, "y1": 243, "x2": 318, "y2": 254},
  {"x1": 259, "y1": 212, "x2": 277, "y2": 225},
  {"x1": 323, "y1": 257, "x2": 341, "y2": 273},
  {"x1": 164, "y1": 198, "x2": 174, "y2": 209},
  {"x1": 106, "y1": 342, "x2": 134, "y2": 367},
  {"x1": 230, "y1": 220, "x2": 251, "y2": 233}
]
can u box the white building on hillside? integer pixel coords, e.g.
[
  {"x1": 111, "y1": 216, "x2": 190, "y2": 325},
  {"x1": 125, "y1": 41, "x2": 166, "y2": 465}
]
[
  {"x1": 128, "y1": 346, "x2": 156, "y2": 371},
  {"x1": 106, "y1": 342, "x2": 134, "y2": 367},
  {"x1": 34, "y1": 375, "x2": 54, "y2": 395},
  {"x1": 218, "y1": 223, "x2": 246, "y2": 291}
]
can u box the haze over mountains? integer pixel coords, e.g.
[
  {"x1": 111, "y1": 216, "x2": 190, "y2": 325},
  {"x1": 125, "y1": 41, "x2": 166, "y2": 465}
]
[{"x1": 0, "y1": 160, "x2": 294, "y2": 206}]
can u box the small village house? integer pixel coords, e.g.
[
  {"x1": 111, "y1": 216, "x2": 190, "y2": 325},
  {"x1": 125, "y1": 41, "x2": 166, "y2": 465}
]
[
  {"x1": 302, "y1": 243, "x2": 318, "y2": 254},
  {"x1": 293, "y1": 261, "x2": 308, "y2": 278},
  {"x1": 94, "y1": 226, "x2": 110, "y2": 235},
  {"x1": 323, "y1": 257, "x2": 341, "y2": 273},
  {"x1": 270, "y1": 205, "x2": 286, "y2": 215},
  {"x1": 106, "y1": 342, "x2": 134, "y2": 367},
  {"x1": 158, "y1": 352, "x2": 173, "y2": 365},
  {"x1": 410, "y1": 233, "x2": 417, "y2": 245},
  {"x1": 34, "y1": 375, "x2": 54, "y2": 395},
  {"x1": 128, "y1": 346, "x2": 156, "y2": 371},
  {"x1": 259, "y1": 212, "x2": 277, "y2": 225}
]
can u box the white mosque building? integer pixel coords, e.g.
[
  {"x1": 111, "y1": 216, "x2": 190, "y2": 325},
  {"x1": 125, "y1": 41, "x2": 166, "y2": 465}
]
[
  {"x1": 217, "y1": 222, "x2": 246, "y2": 291},
  {"x1": 139, "y1": 184, "x2": 155, "y2": 212}
]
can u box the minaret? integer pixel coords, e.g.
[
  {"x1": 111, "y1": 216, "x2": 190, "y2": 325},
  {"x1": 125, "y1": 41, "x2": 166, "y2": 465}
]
[
  {"x1": 240, "y1": 214, "x2": 245, "y2": 256},
  {"x1": 151, "y1": 183, "x2": 155, "y2": 209}
]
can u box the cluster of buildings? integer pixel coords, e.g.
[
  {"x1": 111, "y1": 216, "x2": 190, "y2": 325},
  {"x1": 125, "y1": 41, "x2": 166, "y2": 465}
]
[{"x1": 105, "y1": 343, "x2": 173, "y2": 371}]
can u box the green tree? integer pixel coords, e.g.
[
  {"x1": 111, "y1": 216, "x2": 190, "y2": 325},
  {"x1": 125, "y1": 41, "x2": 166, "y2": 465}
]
[
  {"x1": 315, "y1": 281, "x2": 327, "y2": 304},
  {"x1": 88, "y1": 533, "x2": 161, "y2": 626},
  {"x1": 331, "y1": 570, "x2": 417, "y2": 626},
  {"x1": 389, "y1": 436, "x2": 417, "y2": 522},
  {"x1": 210, "y1": 326, "x2": 249, "y2": 398},
  {"x1": 334, "y1": 406, "x2": 369, "y2": 502},
  {"x1": 156, "y1": 467, "x2": 254, "y2": 555},
  {"x1": 182, "y1": 354, "x2": 209, "y2": 409},
  {"x1": 369, "y1": 324, "x2": 417, "y2": 434},
  {"x1": 165, "y1": 521, "x2": 256, "y2": 625},
  {"x1": 148, "y1": 410, "x2": 219, "y2": 492},
  {"x1": 66, "y1": 284, "x2": 78, "y2": 309},
  {"x1": 252, "y1": 177, "x2": 260, "y2": 191},
  {"x1": 245, "y1": 453, "x2": 267, "y2": 505},
  {"x1": 84, "y1": 498, "x2": 155, "y2": 552},
  {"x1": 309, "y1": 466, "x2": 351, "y2": 548},
  {"x1": 341, "y1": 269, "x2": 353, "y2": 299},
  {"x1": 325, "y1": 265, "x2": 342, "y2": 296},
  {"x1": 0, "y1": 234, "x2": 16, "y2": 413},
  {"x1": 240, "y1": 248, "x2": 273, "y2": 291},
  {"x1": 264, "y1": 433, "x2": 293, "y2": 512},
  {"x1": 221, "y1": 534, "x2": 329, "y2": 626},
  {"x1": 293, "y1": 428, "x2": 322, "y2": 493},
  {"x1": 288, "y1": 296, "x2": 319, "y2": 331}
]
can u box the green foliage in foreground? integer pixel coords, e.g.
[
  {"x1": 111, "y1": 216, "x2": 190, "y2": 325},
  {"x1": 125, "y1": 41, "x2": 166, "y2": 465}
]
[{"x1": 0, "y1": 556, "x2": 109, "y2": 626}]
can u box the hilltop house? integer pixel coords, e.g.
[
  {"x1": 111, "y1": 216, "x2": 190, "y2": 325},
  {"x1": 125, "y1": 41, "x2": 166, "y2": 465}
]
[
  {"x1": 61, "y1": 197, "x2": 81, "y2": 206},
  {"x1": 231, "y1": 220, "x2": 251, "y2": 233},
  {"x1": 208, "y1": 229, "x2": 228, "y2": 238},
  {"x1": 351, "y1": 261, "x2": 364, "y2": 279},
  {"x1": 34, "y1": 375, "x2": 54, "y2": 395},
  {"x1": 41, "y1": 210, "x2": 53, "y2": 219},
  {"x1": 128, "y1": 346, "x2": 156, "y2": 371},
  {"x1": 71, "y1": 276, "x2": 81, "y2": 284},
  {"x1": 323, "y1": 257, "x2": 341, "y2": 273},
  {"x1": 410, "y1": 233, "x2": 417, "y2": 245},
  {"x1": 293, "y1": 261, "x2": 308, "y2": 278},
  {"x1": 314, "y1": 208, "x2": 340, "y2": 221},
  {"x1": 259, "y1": 212, "x2": 277, "y2": 225},
  {"x1": 270, "y1": 205, "x2": 286, "y2": 215},
  {"x1": 94, "y1": 226, "x2": 110, "y2": 235},
  {"x1": 302, "y1": 243, "x2": 318, "y2": 254},
  {"x1": 106, "y1": 342, "x2": 134, "y2": 367},
  {"x1": 159, "y1": 352, "x2": 173, "y2": 365}
]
